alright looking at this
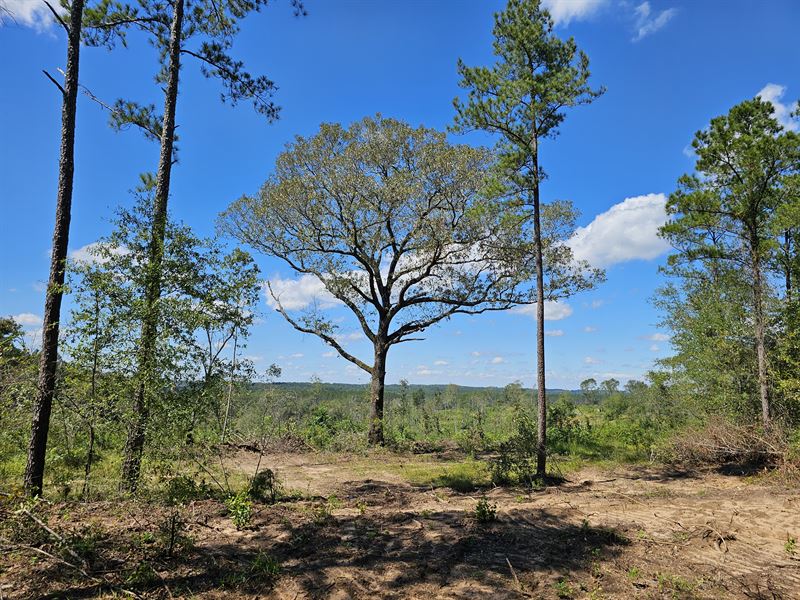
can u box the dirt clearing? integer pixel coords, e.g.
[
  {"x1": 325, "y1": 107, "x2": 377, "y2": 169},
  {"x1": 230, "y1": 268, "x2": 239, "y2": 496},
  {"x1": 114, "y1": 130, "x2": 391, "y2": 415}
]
[{"x1": 2, "y1": 450, "x2": 798, "y2": 599}]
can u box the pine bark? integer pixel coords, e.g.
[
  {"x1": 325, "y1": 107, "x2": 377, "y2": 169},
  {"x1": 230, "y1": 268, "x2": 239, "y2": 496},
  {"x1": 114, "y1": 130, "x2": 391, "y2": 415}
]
[
  {"x1": 120, "y1": 0, "x2": 184, "y2": 493},
  {"x1": 531, "y1": 141, "x2": 547, "y2": 478},
  {"x1": 750, "y1": 239, "x2": 771, "y2": 429},
  {"x1": 24, "y1": 0, "x2": 86, "y2": 497}
]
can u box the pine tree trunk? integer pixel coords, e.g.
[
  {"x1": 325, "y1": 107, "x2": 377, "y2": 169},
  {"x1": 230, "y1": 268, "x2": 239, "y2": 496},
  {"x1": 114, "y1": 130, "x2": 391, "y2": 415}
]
[
  {"x1": 532, "y1": 144, "x2": 547, "y2": 479},
  {"x1": 120, "y1": 0, "x2": 184, "y2": 493},
  {"x1": 368, "y1": 340, "x2": 387, "y2": 446},
  {"x1": 750, "y1": 244, "x2": 771, "y2": 429},
  {"x1": 24, "y1": 0, "x2": 86, "y2": 498}
]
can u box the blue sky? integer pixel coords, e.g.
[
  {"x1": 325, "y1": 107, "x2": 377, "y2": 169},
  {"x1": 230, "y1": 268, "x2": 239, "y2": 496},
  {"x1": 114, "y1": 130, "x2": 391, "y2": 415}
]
[{"x1": 1, "y1": 0, "x2": 799, "y2": 389}]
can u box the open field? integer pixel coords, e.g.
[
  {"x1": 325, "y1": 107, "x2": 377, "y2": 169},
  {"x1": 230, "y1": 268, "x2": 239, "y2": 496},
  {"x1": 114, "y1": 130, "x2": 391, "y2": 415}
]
[{"x1": 2, "y1": 449, "x2": 798, "y2": 599}]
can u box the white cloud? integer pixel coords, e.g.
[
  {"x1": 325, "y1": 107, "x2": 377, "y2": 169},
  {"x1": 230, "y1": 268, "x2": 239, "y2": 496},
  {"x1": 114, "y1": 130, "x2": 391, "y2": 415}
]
[
  {"x1": 545, "y1": 329, "x2": 564, "y2": 337},
  {"x1": 322, "y1": 350, "x2": 337, "y2": 358},
  {"x1": 542, "y1": 0, "x2": 608, "y2": 25},
  {"x1": 591, "y1": 299, "x2": 604, "y2": 309},
  {"x1": 513, "y1": 300, "x2": 573, "y2": 321},
  {"x1": 290, "y1": 353, "x2": 304, "y2": 359},
  {"x1": 643, "y1": 332, "x2": 670, "y2": 342},
  {"x1": 32, "y1": 281, "x2": 47, "y2": 292},
  {"x1": 757, "y1": 83, "x2": 799, "y2": 132},
  {"x1": 491, "y1": 356, "x2": 505, "y2": 364},
  {"x1": 471, "y1": 351, "x2": 481, "y2": 357},
  {"x1": 568, "y1": 193, "x2": 670, "y2": 268},
  {"x1": 0, "y1": 0, "x2": 66, "y2": 31},
  {"x1": 265, "y1": 274, "x2": 340, "y2": 311},
  {"x1": 632, "y1": 1, "x2": 676, "y2": 41},
  {"x1": 70, "y1": 242, "x2": 129, "y2": 265},
  {"x1": 415, "y1": 365, "x2": 442, "y2": 377},
  {"x1": 335, "y1": 331, "x2": 364, "y2": 343},
  {"x1": 584, "y1": 356, "x2": 602, "y2": 365},
  {"x1": 433, "y1": 359, "x2": 449, "y2": 366},
  {"x1": 584, "y1": 326, "x2": 597, "y2": 333},
  {"x1": 12, "y1": 312, "x2": 42, "y2": 326},
  {"x1": 649, "y1": 344, "x2": 660, "y2": 352}
]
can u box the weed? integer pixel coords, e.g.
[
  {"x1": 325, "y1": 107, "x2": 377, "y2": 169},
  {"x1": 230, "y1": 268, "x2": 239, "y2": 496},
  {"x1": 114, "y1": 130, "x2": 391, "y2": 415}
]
[
  {"x1": 554, "y1": 578, "x2": 576, "y2": 599},
  {"x1": 474, "y1": 497, "x2": 497, "y2": 524},
  {"x1": 249, "y1": 552, "x2": 281, "y2": 579},
  {"x1": 627, "y1": 566, "x2": 641, "y2": 580},
  {"x1": 786, "y1": 536, "x2": 797, "y2": 555},
  {"x1": 126, "y1": 561, "x2": 158, "y2": 587},
  {"x1": 225, "y1": 490, "x2": 253, "y2": 530},
  {"x1": 355, "y1": 500, "x2": 367, "y2": 515}
]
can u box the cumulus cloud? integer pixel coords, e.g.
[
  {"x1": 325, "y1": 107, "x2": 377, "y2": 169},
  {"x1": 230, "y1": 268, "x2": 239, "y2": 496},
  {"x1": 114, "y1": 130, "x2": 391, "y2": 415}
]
[
  {"x1": 584, "y1": 356, "x2": 602, "y2": 365},
  {"x1": 322, "y1": 350, "x2": 337, "y2": 358},
  {"x1": 70, "y1": 242, "x2": 129, "y2": 265},
  {"x1": 0, "y1": 0, "x2": 66, "y2": 31},
  {"x1": 265, "y1": 274, "x2": 341, "y2": 310},
  {"x1": 649, "y1": 344, "x2": 660, "y2": 352},
  {"x1": 513, "y1": 300, "x2": 573, "y2": 321},
  {"x1": 757, "y1": 83, "x2": 799, "y2": 132},
  {"x1": 568, "y1": 193, "x2": 670, "y2": 268},
  {"x1": 632, "y1": 1, "x2": 677, "y2": 41},
  {"x1": 12, "y1": 312, "x2": 42, "y2": 326},
  {"x1": 545, "y1": 329, "x2": 564, "y2": 337},
  {"x1": 542, "y1": 0, "x2": 608, "y2": 25},
  {"x1": 491, "y1": 356, "x2": 505, "y2": 364},
  {"x1": 433, "y1": 359, "x2": 449, "y2": 366}
]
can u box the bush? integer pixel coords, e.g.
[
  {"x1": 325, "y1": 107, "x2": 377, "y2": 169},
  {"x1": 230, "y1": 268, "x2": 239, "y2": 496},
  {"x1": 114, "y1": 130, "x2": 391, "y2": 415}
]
[
  {"x1": 225, "y1": 491, "x2": 253, "y2": 529},
  {"x1": 490, "y1": 406, "x2": 539, "y2": 486},
  {"x1": 474, "y1": 497, "x2": 497, "y2": 523},
  {"x1": 249, "y1": 468, "x2": 281, "y2": 503}
]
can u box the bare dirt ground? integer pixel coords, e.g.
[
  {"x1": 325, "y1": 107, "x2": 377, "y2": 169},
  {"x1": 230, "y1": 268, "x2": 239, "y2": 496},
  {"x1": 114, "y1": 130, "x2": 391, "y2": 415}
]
[{"x1": 2, "y1": 450, "x2": 799, "y2": 599}]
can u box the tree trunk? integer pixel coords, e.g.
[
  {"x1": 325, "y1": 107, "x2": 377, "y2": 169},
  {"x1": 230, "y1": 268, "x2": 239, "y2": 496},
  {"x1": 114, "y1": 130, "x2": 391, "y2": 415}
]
[
  {"x1": 368, "y1": 341, "x2": 387, "y2": 446},
  {"x1": 532, "y1": 144, "x2": 547, "y2": 479},
  {"x1": 120, "y1": 0, "x2": 184, "y2": 493},
  {"x1": 221, "y1": 331, "x2": 238, "y2": 443},
  {"x1": 750, "y1": 244, "x2": 771, "y2": 429},
  {"x1": 24, "y1": 0, "x2": 86, "y2": 498}
]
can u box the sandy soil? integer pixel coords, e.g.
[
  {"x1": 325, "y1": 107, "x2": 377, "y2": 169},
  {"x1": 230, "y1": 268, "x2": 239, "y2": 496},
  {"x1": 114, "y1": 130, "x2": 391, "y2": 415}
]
[{"x1": 2, "y1": 450, "x2": 798, "y2": 599}]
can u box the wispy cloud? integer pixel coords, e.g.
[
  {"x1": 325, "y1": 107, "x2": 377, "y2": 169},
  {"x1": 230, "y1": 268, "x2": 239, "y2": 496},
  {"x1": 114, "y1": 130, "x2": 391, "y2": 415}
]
[
  {"x1": 632, "y1": 1, "x2": 677, "y2": 41},
  {"x1": 542, "y1": 0, "x2": 608, "y2": 26},
  {"x1": 545, "y1": 329, "x2": 565, "y2": 337},
  {"x1": 265, "y1": 274, "x2": 340, "y2": 311},
  {"x1": 513, "y1": 300, "x2": 573, "y2": 321},
  {"x1": 0, "y1": 0, "x2": 66, "y2": 32}
]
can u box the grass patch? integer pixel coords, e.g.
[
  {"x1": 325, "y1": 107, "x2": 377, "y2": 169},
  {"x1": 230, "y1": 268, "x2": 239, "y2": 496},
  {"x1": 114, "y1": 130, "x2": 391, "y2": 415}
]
[{"x1": 389, "y1": 457, "x2": 491, "y2": 492}]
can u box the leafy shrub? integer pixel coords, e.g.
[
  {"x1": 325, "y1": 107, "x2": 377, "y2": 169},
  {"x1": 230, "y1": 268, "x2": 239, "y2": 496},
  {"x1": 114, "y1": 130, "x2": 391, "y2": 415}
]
[
  {"x1": 163, "y1": 474, "x2": 212, "y2": 504},
  {"x1": 225, "y1": 491, "x2": 253, "y2": 529},
  {"x1": 490, "y1": 406, "x2": 539, "y2": 485},
  {"x1": 474, "y1": 497, "x2": 497, "y2": 523},
  {"x1": 249, "y1": 468, "x2": 282, "y2": 503}
]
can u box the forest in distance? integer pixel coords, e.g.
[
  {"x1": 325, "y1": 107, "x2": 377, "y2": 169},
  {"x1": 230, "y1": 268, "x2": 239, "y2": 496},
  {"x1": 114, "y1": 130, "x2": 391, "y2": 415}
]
[{"x1": 1, "y1": 0, "x2": 799, "y2": 598}]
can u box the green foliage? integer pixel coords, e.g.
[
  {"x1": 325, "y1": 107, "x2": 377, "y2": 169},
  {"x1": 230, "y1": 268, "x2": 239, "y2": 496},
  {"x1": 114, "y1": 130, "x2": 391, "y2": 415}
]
[
  {"x1": 249, "y1": 551, "x2": 281, "y2": 579},
  {"x1": 474, "y1": 497, "x2": 497, "y2": 524},
  {"x1": 490, "y1": 405, "x2": 540, "y2": 486},
  {"x1": 659, "y1": 97, "x2": 800, "y2": 427},
  {"x1": 249, "y1": 468, "x2": 281, "y2": 504},
  {"x1": 225, "y1": 490, "x2": 253, "y2": 529}
]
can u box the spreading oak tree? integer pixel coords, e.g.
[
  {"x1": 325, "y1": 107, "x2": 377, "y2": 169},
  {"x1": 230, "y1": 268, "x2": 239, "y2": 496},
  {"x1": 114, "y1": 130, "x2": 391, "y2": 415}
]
[{"x1": 220, "y1": 115, "x2": 537, "y2": 444}]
